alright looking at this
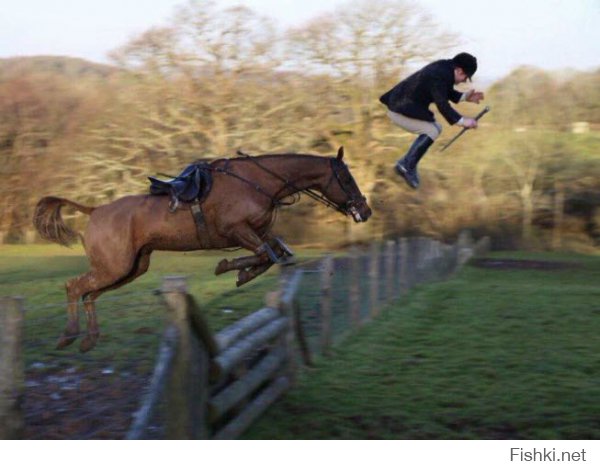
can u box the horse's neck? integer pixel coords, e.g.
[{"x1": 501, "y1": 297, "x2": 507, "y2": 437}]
[{"x1": 255, "y1": 155, "x2": 329, "y2": 197}]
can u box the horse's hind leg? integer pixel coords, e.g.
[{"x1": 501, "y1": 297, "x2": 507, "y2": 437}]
[
  {"x1": 56, "y1": 273, "x2": 91, "y2": 349},
  {"x1": 79, "y1": 250, "x2": 152, "y2": 352},
  {"x1": 79, "y1": 295, "x2": 97, "y2": 352},
  {"x1": 57, "y1": 271, "x2": 106, "y2": 350}
]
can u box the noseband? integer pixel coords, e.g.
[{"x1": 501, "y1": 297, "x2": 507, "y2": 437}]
[{"x1": 322, "y1": 159, "x2": 367, "y2": 216}]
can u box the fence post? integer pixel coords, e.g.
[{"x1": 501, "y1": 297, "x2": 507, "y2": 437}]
[
  {"x1": 320, "y1": 256, "x2": 334, "y2": 355},
  {"x1": 161, "y1": 276, "x2": 209, "y2": 439},
  {"x1": 457, "y1": 230, "x2": 474, "y2": 268},
  {"x1": 415, "y1": 237, "x2": 426, "y2": 284},
  {"x1": 277, "y1": 266, "x2": 299, "y2": 384},
  {"x1": 399, "y1": 238, "x2": 409, "y2": 295},
  {"x1": 431, "y1": 240, "x2": 440, "y2": 278},
  {"x1": 385, "y1": 240, "x2": 396, "y2": 302},
  {"x1": 394, "y1": 237, "x2": 401, "y2": 294},
  {"x1": 349, "y1": 247, "x2": 361, "y2": 327},
  {"x1": 0, "y1": 296, "x2": 25, "y2": 439},
  {"x1": 423, "y1": 239, "x2": 434, "y2": 281},
  {"x1": 369, "y1": 241, "x2": 380, "y2": 318},
  {"x1": 473, "y1": 236, "x2": 491, "y2": 257},
  {"x1": 291, "y1": 299, "x2": 313, "y2": 368}
]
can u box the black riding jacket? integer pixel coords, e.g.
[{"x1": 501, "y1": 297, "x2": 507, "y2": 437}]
[{"x1": 379, "y1": 59, "x2": 463, "y2": 125}]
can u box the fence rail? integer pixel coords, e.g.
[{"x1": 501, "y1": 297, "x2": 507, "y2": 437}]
[{"x1": 0, "y1": 233, "x2": 487, "y2": 439}]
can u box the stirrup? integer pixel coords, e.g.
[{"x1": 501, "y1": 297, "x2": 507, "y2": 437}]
[{"x1": 168, "y1": 196, "x2": 180, "y2": 213}]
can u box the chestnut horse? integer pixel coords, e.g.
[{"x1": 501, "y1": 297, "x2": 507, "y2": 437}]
[{"x1": 33, "y1": 147, "x2": 372, "y2": 352}]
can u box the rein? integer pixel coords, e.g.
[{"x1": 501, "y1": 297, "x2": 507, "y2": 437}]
[
  {"x1": 250, "y1": 157, "x2": 350, "y2": 215},
  {"x1": 214, "y1": 154, "x2": 351, "y2": 216},
  {"x1": 213, "y1": 160, "x2": 281, "y2": 206}
]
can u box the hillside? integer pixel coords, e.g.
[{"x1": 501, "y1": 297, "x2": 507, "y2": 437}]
[{"x1": 0, "y1": 55, "x2": 118, "y2": 80}]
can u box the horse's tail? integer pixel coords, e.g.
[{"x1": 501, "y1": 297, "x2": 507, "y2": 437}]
[{"x1": 33, "y1": 196, "x2": 96, "y2": 246}]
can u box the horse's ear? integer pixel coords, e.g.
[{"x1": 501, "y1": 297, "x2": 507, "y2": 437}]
[{"x1": 336, "y1": 146, "x2": 344, "y2": 161}]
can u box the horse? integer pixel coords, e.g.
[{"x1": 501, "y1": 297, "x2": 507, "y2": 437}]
[{"x1": 33, "y1": 147, "x2": 372, "y2": 352}]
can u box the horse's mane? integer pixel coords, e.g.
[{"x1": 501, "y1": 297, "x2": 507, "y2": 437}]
[
  {"x1": 193, "y1": 152, "x2": 335, "y2": 169},
  {"x1": 227, "y1": 152, "x2": 331, "y2": 162}
]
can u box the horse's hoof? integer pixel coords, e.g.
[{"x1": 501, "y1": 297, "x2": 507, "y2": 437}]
[
  {"x1": 215, "y1": 259, "x2": 229, "y2": 275},
  {"x1": 236, "y1": 270, "x2": 251, "y2": 287},
  {"x1": 56, "y1": 334, "x2": 78, "y2": 350},
  {"x1": 79, "y1": 336, "x2": 97, "y2": 353}
]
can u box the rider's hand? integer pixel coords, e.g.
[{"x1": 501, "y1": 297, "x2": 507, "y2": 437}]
[
  {"x1": 460, "y1": 117, "x2": 478, "y2": 129},
  {"x1": 465, "y1": 90, "x2": 485, "y2": 104}
]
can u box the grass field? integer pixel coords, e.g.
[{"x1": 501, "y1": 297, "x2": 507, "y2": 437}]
[
  {"x1": 0, "y1": 244, "x2": 282, "y2": 319},
  {"x1": 244, "y1": 251, "x2": 600, "y2": 439},
  {"x1": 1, "y1": 246, "x2": 598, "y2": 439},
  {"x1": 0, "y1": 244, "x2": 321, "y2": 370}
]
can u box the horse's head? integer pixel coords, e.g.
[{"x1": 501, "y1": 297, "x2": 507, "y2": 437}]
[{"x1": 322, "y1": 147, "x2": 372, "y2": 223}]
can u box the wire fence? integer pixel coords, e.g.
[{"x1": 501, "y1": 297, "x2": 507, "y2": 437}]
[{"x1": 289, "y1": 237, "x2": 460, "y2": 361}]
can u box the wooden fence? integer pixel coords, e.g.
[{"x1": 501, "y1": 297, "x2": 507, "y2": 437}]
[
  {"x1": 0, "y1": 297, "x2": 25, "y2": 439},
  {"x1": 0, "y1": 233, "x2": 488, "y2": 439},
  {"x1": 124, "y1": 274, "x2": 295, "y2": 439}
]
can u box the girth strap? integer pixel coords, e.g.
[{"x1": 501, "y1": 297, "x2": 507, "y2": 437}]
[{"x1": 190, "y1": 201, "x2": 211, "y2": 247}]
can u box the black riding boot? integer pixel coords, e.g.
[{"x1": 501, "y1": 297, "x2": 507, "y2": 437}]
[{"x1": 394, "y1": 134, "x2": 434, "y2": 189}]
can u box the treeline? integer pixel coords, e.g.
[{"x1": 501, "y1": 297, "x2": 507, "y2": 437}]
[{"x1": 0, "y1": 0, "x2": 598, "y2": 249}]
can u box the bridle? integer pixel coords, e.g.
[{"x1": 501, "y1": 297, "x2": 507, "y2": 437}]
[
  {"x1": 214, "y1": 154, "x2": 365, "y2": 217},
  {"x1": 319, "y1": 159, "x2": 367, "y2": 217}
]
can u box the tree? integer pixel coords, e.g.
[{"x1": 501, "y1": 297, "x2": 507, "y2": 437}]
[{"x1": 0, "y1": 61, "x2": 106, "y2": 240}]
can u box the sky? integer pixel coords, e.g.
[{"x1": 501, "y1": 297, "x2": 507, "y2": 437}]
[{"x1": 1, "y1": 0, "x2": 599, "y2": 80}]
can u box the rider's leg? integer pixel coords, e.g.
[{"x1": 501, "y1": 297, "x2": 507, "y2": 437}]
[{"x1": 387, "y1": 111, "x2": 442, "y2": 189}]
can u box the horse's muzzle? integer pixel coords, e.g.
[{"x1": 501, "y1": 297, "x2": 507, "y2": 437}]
[{"x1": 348, "y1": 199, "x2": 372, "y2": 223}]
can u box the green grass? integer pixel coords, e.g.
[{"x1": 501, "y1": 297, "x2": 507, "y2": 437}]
[
  {"x1": 2, "y1": 246, "x2": 598, "y2": 438},
  {"x1": 0, "y1": 244, "x2": 321, "y2": 370},
  {"x1": 0, "y1": 244, "x2": 277, "y2": 313},
  {"x1": 244, "y1": 251, "x2": 600, "y2": 439}
]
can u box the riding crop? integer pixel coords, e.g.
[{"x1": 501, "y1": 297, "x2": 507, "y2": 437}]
[{"x1": 440, "y1": 105, "x2": 490, "y2": 152}]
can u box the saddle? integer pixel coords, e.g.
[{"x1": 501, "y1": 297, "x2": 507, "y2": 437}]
[
  {"x1": 148, "y1": 162, "x2": 214, "y2": 247},
  {"x1": 148, "y1": 162, "x2": 213, "y2": 211}
]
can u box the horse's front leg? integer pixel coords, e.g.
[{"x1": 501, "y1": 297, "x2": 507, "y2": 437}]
[
  {"x1": 236, "y1": 261, "x2": 274, "y2": 287},
  {"x1": 217, "y1": 225, "x2": 295, "y2": 286},
  {"x1": 215, "y1": 230, "x2": 294, "y2": 276},
  {"x1": 233, "y1": 235, "x2": 296, "y2": 286},
  {"x1": 215, "y1": 253, "x2": 269, "y2": 275},
  {"x1": 215, "y1": 223, "x2": 271, "y2": 276}
]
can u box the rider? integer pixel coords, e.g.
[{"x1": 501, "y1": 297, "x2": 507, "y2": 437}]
[{"x1": 379, "y1": 52, "x2": 485, "y2": 189}]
